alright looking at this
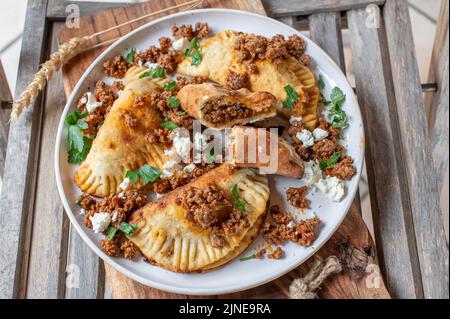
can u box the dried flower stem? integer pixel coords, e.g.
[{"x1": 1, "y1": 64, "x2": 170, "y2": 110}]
[{"x1": 11, "y1": 0, "x2": 204, "y2": 120}]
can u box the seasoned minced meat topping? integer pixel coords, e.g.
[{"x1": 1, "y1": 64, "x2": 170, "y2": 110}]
[
  {"x1": 202, "y1": 99, "x2": 254, "y2": 124},
  {"x1": 103, "y1": 55, "x2": 131, "y2": 78},
  {"x1": 172, "y1": 22, "x2": 210, "y2": 40},
  {"x1": 286, "y1": 186, "x2": 310, "y2": 208},
  {"x1": 262, "y1": 205, "x2": 320, "y2": 247},
  {"x1": 145, "y1": 128, "x2": 172, "y2": 145},
  {"x1": 268, "y1": 247, "x2": 284, "y2": 259},
  {"x1": 175, "y1": 183, "x2": 249, "y2": 248},
  {"x1": 234, "y1": 33, "x2": 310, "y2": 66},
  {"x1": 288, "y1": 117, "x2": 356, "y2": 179},
  {"x1": 225, "y1": 69, "x2": 250, "y2": 90}
]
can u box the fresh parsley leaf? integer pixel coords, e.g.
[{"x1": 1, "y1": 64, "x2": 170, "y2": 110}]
[
  {"x1": 168, "y1": 96, "x2": 180, "y2": 108},
  {"x1": 126, "y1": 48, "x2": 135, "y2": 63},
  {"x1": 68, "y1": 125, "x2": 84, "y2": 152},
  {"x1": 66, "y1": 110, "x2": 88, "y2": 125},
  {"x1": 139, "y1": 71, "x2": 151, "y2": 79},
  {"x1": 76, "y1": 195, "x2": 83, "y2": 206},
  {"x1": 126, "y1": 164, "x2": 161, "y2": 185},
  {"x1": 190, "y1": 50, "x2": 202, "y2": 66},
  {"x1": 125, "y1": 170, "x2": 139, "y2": 184},
  {"x1": 150, "y1": 66, "x2": 166, "y2": 78},
  {"x1": 239, "y1": 254, "x2": 256, "y2": 261},
  {"x1": 164, "y1": 81, "x2": 177, "y2": 91},
  {"x1": 160, "y1": 120, "x2": 178, "y2": 130},
  {"x1": 191, "y1": 38, "x2": 199, "y2": 49},
  {"x1": 68, "y1": 137, "x2": 92, "y2": 164},
  {"x1": 330, "y1": 87, "x2": 346, "y2": 106},
  {"x1": 319, "y1": 151, "x2": 341, "y2": 171},
  {"x1": 231, "y1": 184, "x2": 246, "y2": 212},
  {"x1": 184, "y1": 48, "x2": 191, "y2": 57},
  {"x1": 77, "y1": 120, "x2": 88, "y2": 130},
  {"x1": 119, "y1": 222, "x2": 137, "y2": 236},
  {"x1": 282, "y1": 84, "x2": 299, "y2": 110},
  {"x1": 107, "y1": 227, "x2": 118, "y2": 240},
  {"x1": 138, "y1": 164, "x2": 162, "y2": 184}
]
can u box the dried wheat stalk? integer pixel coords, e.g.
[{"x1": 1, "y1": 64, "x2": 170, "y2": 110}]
[{"x1": 11, "y1": 0, "x2": 204, "y2": 120}]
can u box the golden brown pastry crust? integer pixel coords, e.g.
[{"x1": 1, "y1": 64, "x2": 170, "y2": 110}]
[
  {"x1": 177, "y1": 30, "x2": 320, "y2": 129},
  {"x1": 128, "y1": 164, "x2": 270, "y2": 272},
  {"x1": 73, "y1": 66, "x2": 169, "y2": 197},
  {"x1": 177, "y1": 83, "x2": 277, "y2": 129}
]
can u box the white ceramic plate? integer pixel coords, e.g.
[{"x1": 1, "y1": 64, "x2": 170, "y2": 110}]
[{"x1": 55, "y1": 9, "x2": 364, "y2": 295}]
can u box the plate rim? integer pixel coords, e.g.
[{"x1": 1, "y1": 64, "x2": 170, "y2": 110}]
[{"x1": 54, "y1": 8, "x2": 365, "y2": 295}]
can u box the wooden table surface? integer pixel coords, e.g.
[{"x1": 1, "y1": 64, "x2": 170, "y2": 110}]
[{"x1": 0, "y1": 0, "x2": 448, "y2": 299}]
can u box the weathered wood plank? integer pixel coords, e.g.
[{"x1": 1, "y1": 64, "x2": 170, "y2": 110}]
[
  {"x1": 0, "y1": 60, "x2": 12, "y2": 178},
  {"x1": 65, "y1": 231, "x2": 106, "y2": 299},
  {"x1": 348, "y1": 8, "x2": 422, "y2": 298},
  {"x1": 262, "y1": 0, "x2": 385, "y2": 18},
  {"x1": 383, "y1": 0, "x2": 449, "y2": 299},
  {"x1": 25, "y1": 23, "x2": 71, "y2": 299},
  {"x1": 46, "y1": 0, "x2": 128, "y2": 20},
  {"x1": 309, "y1": 12, "x2": 345, "y2": 71},
  {"x1": 424, "y1": 0, "x2": 449, "y2": 190},
  {"x1": 0, "y1": 0, "x2": 49, "y2": 299}
]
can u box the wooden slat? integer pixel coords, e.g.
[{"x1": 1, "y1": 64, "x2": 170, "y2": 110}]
[
  {"x1": 309, "y1": 12, "x2": 345, "y2": 71},
  {"x1": 383, "y1": 0, "x2": 449, "y2": 299},
  {"x1": 425, "y1": 0, "x2": 449, "y2": 189},
  {"x1": 0, "y1": 0, "x2": 49, "y2": 299},
  {"x1": 347, "y1": 8, "x2": 422, "y2": 298},
  {"x1": 65, "y1": 231, "x2": 106, "y2": 299},
  {"x1": 46, "y1": 0, "x2": 127, "y2": 20},
  {"x1": 262, "y1": 0, "x2": 385, "y2": 18},
  {"x1": 0, "y1": 60, "x2": 12, "y2": 178},
  {"x1": 25, "y1": 23, "x2": 71, "y2": 299},
  {"x1": 277, "y1": 14, "x2": 348, "y2": 32}
]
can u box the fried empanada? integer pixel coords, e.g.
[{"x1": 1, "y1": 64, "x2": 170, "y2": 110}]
[
  {"x1": 128, "y1": 164, "x2": 269, "y2": 272},
  {"x1": 177, "y1": 83, "x2": 277, "y2": 129},
  {"x1": 226, "y1": 126, "x2": 304, "y2": 178},
  {"x1": 177, "y1": 30, "x2": 320, "y2": 129},
  {"x1": 74, "y1": 66, "x2": 169, "y2": 197}
]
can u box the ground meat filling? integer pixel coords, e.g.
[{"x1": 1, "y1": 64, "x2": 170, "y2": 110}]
[
  {"x1": 286, "y1": 186, "x2": 310, "y2": 208},
  {"x1": 202, "y1": 99, "x2": 254, "y2": 124},
  {"x1": 103, "y1": 55, "x2": 131, "y2": 78},
  {"x1": 262, "y1": 205, "x2": 320, "y2": 248},
  {"x1": 172, "y1": 22, "x2": 210, "y2": 40},
  {"x1": 145, "y1": 128, "x2": 172, "y2": 145},
  {"x1": 175, "y1": 183, "x2": 249, "y2": 248},
  {"x1": 268, "y1": 247, "x2": 284, "y2": 259},
  {"x1": 80, "y1": 190, "x2": 147, "y2": 259}
]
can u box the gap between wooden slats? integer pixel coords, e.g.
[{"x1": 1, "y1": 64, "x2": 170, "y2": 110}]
[
  {"x1": 347, "y1": 8, "x2": 422, "y2": 299},
  {"x1": 0, "y1": 0, "x2": 49, "y2": 299},
  {"x1": 382, "y1": 0, "x2": 449, "y2": 299}
]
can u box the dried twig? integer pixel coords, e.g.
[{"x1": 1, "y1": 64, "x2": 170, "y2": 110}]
[{"x1": 11, "y1": 0, "x2": 204, "y2": 120}]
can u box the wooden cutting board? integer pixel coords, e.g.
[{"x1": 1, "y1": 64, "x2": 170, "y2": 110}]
[{"x1": 58, "y1": 0, "x2": 390, "y2": 299}]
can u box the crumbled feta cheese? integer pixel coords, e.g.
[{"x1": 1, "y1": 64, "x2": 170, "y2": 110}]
[
  {"x1": 172, "y1": 128, "x2": 191, "y2": 159},
  {"x1": 144, "y1": 62, "x2": 160, "y2": 70},
  {"x1": 287, "y1": 221, "x2": 295, "y2": 228},
  {"x1": 119, "y1": 177, "x2": 130, "y2": 190},
  {"x1": 312, "y1": 128, "x2": 329, "y2": 141},
  {"x1": 156, "y1": 193, "x2": 163, "y2": 199},
  {"x1": 296, "y1": 129, "x2": 315, "y2": 147},
  {"x1": 303, "y1": 161, "x2": 323, "y2": 185},
  {"x1": 117, "y1": 90, "x2": 122, "y2": 96},
  {"x1": 164, "y1": 160, "x2": 177, "y2": 170},
  {"x1": 164, "y1": 148, "x2": 174, "y2": 157},
  {"x1": 316, "y1": 176, "x2": 345, "y2": 202},
  {"x1": 183, "y1": 163, "x2": 196, "y2": 173},
  {"x1": 172, "y1": 37, "x2": 190, "y2": 51},
  {"x1": 80, "y1": 96, "x2": 87, "y2": 104},
  {"x1": 80, "y1": 208, "x2": 86, "y2": 215},
  {"x1": 118, "y1": 191, "x2": 126, "y2": 199},
  {"x1": 289, "y1": 115, "x2": 303, "y2": 124},
  {"x1": 160, "y1": 169, "x2": 174, "y2": 179},
  {"x1": 89, "y1": 212, "x2": 111, "y2": 233},
  {"x1": 138, "y1": 60, "x2": 143, "y2": 67},
  {"x1": 111, "y1": 211, "x2": 119, "y2": 222},
  {"x1": 85, "y1": 91, "x2": 102, "y2": 113}
]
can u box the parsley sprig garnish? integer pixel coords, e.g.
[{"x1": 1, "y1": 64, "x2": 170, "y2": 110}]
[
  {"x1": 164, "y1": 80, "x2": 177, "y2": 91},
  {"x1": 107, "y1": 222, "x2": 137, "y2": 240},
  {"x1": 184, "y1": 38, "x2": 203, "y2": 66},
  {"x1": 160, "y1": 119, "x2": 179, "y2": 130},
  {"x1": 126, "y1": 48, "x2": 135, "y2": 63},
  {"x1": 139, "y1": 66, "x2": 166, "y2": 79},
  {"x1": 168, "y1": 96, "x2": 180, "y2": 108},
  {"x1": 319, "y1": 151, "x2": 341, "y2": 171},
  {"x1": 329, "y1": 87, "x2": 349, "y2": 128},
  {"x1": 66, "y1": 110, "x2": 92, "y2": 164},
  {"x1": 126, "y1": 164, "x2": 162, "y2": 185},
  {"x1": 282, "y1": 84, "x2": 299, "y2": 110},
  {"x1": 239, "y1": 254, "x2": 256, "y2": 261},
  {"x1": 231, "y1": 184, "x2": 246, "y2": 212}
]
